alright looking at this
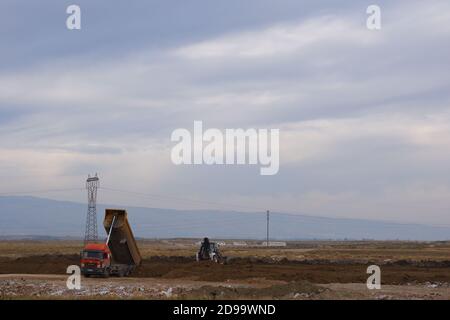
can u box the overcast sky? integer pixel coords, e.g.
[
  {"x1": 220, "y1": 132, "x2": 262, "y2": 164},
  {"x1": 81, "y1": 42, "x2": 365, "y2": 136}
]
[{"x1": 1, "y1": 1, "x2": 450, "y2": 225}]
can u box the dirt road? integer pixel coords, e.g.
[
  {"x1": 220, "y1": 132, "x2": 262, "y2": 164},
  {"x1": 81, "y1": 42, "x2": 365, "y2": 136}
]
[{"x1": 1, "y1": 274, "x2": 449, "y2": 300}]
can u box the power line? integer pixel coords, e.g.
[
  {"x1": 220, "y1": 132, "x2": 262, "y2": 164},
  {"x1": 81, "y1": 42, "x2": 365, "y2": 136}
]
[
  {"x1": 1, "y1": 185, "x2": 450, "y2": 229},
  {"x1": 100, "y1": 186, "x2": 266, "y2": 212},
  {"x1": 0, "y1": 173, "x2": 86, "y2": 179},
  {"x1": 0, "y1": 187, "x2": 84, "y2": 196},
  {"x1": 266, "y1": 210, "x2": 270, "y2": 247},
  {"x1": 136, "y1": 218, "x2": 258, "y2": 231}
]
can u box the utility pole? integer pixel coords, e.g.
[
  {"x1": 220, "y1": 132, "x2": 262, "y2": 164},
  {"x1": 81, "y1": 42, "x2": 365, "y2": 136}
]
[
  {"x1": 266, "y1": 210, "x2": 269, "y2": 247},
  {"x1": 84, "y1": 174, "x2": 99, "y2": 244}
]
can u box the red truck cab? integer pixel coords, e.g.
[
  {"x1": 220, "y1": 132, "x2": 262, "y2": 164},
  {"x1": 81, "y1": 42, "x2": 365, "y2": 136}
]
[{"x1": 80, "y1": 243, "x2": 111, "y2": 277}]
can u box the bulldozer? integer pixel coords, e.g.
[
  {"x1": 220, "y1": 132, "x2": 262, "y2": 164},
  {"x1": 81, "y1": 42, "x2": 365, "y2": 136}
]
[{"x1": 196, "y1": 237, "x2": 225, "y2": 263}]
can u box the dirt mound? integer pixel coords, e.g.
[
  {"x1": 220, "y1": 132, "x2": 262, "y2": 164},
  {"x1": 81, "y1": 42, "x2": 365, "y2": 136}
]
[
  {"x1": 0, "y1": 254, "x2": 78, "y2": 275},
  {"x1": 1, "y1": 254, "x2": 450, "y2": 285},
  {"x1": 386, "y1": 260, "x2": 450, "y2": 268},
  {"x1": 146, "y1": 256, "x2": 195, "y2": 263},
  {"x1": 179, "y1": 281, "x2": 325, "y2": 299}
]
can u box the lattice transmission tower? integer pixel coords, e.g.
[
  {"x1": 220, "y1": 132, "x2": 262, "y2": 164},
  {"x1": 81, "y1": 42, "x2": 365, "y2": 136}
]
[{"x1": 84, "y1": 174, "x2": 100, "y2": 244}]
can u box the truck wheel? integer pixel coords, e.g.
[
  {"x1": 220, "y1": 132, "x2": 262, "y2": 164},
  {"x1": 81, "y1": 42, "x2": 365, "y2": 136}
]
[
  {"x1": 103, "y1": 270, "x2": 110, "y2": 278},
  {"x1": 212, "y1": 255, "x2": 218, "y2": 263}
]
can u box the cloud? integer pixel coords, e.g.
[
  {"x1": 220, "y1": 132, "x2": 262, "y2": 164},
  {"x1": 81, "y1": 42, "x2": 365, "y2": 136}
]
[
  {"x1": 175, "y1": 15, "x2": 378, "y2": 59},
  {"x1": 0, "y1": 1, "x2": 450, "y2": 224}
]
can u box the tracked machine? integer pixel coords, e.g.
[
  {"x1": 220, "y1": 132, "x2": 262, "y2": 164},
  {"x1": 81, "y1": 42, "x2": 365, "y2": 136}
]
[{"x1": 196, "y1": 237, "x2": 225, "y2": 263}]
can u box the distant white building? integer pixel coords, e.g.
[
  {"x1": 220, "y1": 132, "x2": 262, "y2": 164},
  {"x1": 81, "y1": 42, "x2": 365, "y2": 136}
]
[
  {"x1": 194, "y1": 240, "x2": 226, "y2": 246},
  {"x1": 232, "y1": 241, "x2": 248, "y2": 246},
  {"x1": 261, "y1": 241, "x2": 287, "y2": 247}
]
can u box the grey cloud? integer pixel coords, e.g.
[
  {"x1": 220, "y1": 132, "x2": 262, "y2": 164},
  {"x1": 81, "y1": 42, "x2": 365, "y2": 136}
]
[{"x1": 1, "y1": 1, "x2": 450, "y2": 225}]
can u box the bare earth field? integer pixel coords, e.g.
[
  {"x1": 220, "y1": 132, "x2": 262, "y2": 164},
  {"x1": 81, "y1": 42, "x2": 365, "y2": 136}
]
[{"x1": 0, "y1": 240, "x2": 449, "y2": 300}]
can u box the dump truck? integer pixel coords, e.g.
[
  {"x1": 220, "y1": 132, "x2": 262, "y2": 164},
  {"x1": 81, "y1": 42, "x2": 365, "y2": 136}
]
[{"x1": 80, "y1": 209, "x2": 142, "y2": 277}]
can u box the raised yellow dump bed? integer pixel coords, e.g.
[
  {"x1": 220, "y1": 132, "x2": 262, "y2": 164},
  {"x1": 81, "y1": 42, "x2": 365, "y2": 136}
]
[{"x1": 104, "y1": 209, "x2": 142, "y2": 266}]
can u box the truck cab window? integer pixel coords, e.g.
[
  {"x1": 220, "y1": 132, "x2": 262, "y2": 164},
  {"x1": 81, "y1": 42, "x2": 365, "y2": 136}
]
[{"x1": 83, "y1": 251, "x2": 103, "y2": 259}]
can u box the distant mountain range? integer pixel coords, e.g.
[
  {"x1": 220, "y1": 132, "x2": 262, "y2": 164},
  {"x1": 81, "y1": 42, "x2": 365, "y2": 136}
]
[{"x1": 0, "y1": 196, "x2": 449, "y2": 241}]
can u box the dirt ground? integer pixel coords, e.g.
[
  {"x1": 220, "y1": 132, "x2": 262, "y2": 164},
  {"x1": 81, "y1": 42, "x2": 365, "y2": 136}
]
[{"x1": 0, "y1": 240, "x2": 449, "y2": 299}]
